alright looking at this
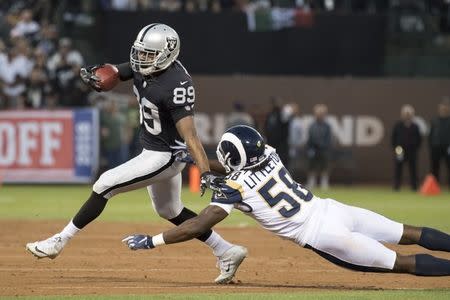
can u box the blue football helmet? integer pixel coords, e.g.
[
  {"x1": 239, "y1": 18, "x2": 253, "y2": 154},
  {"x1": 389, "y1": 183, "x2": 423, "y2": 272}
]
[{"x1": 216, "y1": 125, "x2": 269, "y2": 172}]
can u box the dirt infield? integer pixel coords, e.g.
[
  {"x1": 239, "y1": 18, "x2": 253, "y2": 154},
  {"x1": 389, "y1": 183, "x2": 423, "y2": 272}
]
[{"x1": 1, "y1": 220, "x2": 449, "y2": 296}]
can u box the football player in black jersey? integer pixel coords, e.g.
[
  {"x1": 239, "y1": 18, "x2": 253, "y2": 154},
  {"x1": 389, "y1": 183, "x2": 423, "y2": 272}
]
[{"x1": 26, "y1": 23, "x2": 247, "y2": 284}]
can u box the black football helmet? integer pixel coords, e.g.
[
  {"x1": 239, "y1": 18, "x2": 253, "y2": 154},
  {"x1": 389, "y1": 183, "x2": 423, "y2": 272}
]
[{"x1": 216, "y1": 125, "x2": 269, "y2": 172}]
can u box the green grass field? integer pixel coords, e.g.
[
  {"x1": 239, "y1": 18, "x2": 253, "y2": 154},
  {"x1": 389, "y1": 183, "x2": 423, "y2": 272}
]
[
  {"x1": 1, "y1": 185, "x2": 450, "y2": 299},
  {"x1": 1, "y1": 185, "x2": 450, "y2": 230}
]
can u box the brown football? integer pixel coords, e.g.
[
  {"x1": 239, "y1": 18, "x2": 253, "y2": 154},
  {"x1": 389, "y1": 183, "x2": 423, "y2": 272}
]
[{"x1": 94, "y1": 64, "x2": 119, "y2": 91}]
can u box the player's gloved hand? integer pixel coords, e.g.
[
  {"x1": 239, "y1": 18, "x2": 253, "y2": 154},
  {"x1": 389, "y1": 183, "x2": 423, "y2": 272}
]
[
  {"x1": 121, "y1": 234, "x2": 154, "y2": 250},
  {"x1": 80, "y1": 64, "x2": 103, "y2": 92},
  {"x1": 170, "y1": 140, "x2": 195, "y2": 164},
  {"x1": 200, "y1": 171, "x2": 225, "y2": 196},
  {"x1": 175, "y1": 151, "x2": 194, "y2": 164}
]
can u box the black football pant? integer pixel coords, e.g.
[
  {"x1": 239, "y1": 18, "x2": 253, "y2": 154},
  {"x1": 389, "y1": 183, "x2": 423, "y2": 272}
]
[
  {"x1": 430, "y1": 146, "x2": 450, "y2": 188},
  {"x1": 394, "y1": 151, "x2": 418, "y2": 191}
]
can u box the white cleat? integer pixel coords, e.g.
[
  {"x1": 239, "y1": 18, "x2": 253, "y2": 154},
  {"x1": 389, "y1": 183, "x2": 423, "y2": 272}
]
[
  {"x1": 215, "y1": 245, "x2": 248, "y2": 284},
  {"x1": 26, "y1": 234, "x2": 65, "y2": 259}
]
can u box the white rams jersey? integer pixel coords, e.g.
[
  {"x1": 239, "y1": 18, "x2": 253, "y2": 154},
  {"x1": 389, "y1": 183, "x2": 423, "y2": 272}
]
[{"x1": 211, "y1": 148, "x2": 324, "y2": 245}]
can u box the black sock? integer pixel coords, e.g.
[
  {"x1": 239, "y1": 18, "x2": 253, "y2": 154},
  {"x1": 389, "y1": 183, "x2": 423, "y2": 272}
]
[
  {"x1": 169, "y1": 207, "x2": 213, "y2": 242},
  {"x1": 72, "y1": 192, "x2": 108, "y2": 229},
  {"x1": 419, "y1": 227, "x2": 450, "y2": 252},
  {"x1": 415, "y1": 254, "x2": 450, "y2": 276}
]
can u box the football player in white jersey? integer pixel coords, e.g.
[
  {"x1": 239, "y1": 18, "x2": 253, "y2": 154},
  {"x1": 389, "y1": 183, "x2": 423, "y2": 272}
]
[{"x1": 123, "y1": 125, "x2": 450, "y2": 277}]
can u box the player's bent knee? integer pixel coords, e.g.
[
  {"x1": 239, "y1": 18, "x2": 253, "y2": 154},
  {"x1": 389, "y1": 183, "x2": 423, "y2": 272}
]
[
  {"x1": 93, "y1": 170, "x2": 117, "y2": 196},
  {"x1": 152, "y1": 198, "x2": 184, "y2": 220},
  {"x1": 92, "y1": 175, "x2": 108, "y2": 195},
  {"x1": 154, "y1": 205, "x2": 184, "y2": 220}
]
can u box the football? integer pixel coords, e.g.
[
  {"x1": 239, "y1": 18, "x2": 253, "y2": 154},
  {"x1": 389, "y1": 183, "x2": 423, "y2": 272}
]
[{"x1": 94, "y1": 64, "x2": 120, "y2": 91}]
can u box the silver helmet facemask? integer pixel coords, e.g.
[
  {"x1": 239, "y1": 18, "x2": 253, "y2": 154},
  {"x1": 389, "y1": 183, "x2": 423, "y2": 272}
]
[{"x1": 130, "y1": 24, "x2": 180, "y2": 76}]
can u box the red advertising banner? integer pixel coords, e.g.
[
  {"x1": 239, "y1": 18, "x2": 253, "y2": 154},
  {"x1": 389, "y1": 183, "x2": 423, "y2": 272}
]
[{"x1": 0, "y1": 109, "x2": 99, "y2": 183}]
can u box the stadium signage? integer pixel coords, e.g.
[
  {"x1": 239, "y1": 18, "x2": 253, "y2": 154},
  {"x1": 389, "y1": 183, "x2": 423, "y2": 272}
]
[
  {"x1": 0, "y1": 109, "x2": 99, "y2": 183},
  {"x1": 194, "y1": 113, "x2": 428, "y2": 147}
]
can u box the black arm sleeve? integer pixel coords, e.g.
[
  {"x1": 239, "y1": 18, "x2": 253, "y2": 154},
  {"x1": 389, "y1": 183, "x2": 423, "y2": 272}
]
[{"x1": 116, "y1": 62, "x2": 133, "y2": 81}]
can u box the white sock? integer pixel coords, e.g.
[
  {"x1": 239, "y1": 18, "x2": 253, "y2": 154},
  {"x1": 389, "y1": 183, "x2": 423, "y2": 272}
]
[
  {"x1": 204, "y1": 231, "x2": 233, "y2": 257},
  {"x1": 59, "y1": 220, "x2": 80, "y2": 241}
]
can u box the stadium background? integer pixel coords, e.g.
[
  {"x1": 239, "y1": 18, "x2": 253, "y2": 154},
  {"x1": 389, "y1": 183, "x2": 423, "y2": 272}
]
[{"x1": 1, "y1": 1, "x2": 450, "y2": 299}]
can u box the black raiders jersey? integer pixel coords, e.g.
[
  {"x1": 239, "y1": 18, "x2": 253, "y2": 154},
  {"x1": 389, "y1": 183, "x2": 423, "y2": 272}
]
[{"x1": 121, "y1": 60, "x2": 195, "y2": 151}]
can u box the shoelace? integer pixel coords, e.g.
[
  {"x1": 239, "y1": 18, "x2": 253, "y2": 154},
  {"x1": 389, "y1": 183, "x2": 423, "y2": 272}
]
[{"x1": 49, "y1": 235, "x2": 62, "y2": 244}]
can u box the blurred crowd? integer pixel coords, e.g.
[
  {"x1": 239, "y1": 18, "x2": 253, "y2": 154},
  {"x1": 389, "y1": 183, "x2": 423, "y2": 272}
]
[
  {"x1": 0, "y1": 2, "x2": 90, "y2": 110},
  {"x1": 1, "y1": 0, "x2": 449, "y2": 111},
  {"x1": 1, "y1": 1, "x2": 449, "y2": 185},
  {"x1": 99, "y1": 0, "x2": 450, "y2": 17}
]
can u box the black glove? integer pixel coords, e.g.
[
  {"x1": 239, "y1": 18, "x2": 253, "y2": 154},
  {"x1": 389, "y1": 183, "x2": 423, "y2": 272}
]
[
  {"x1": 174, "y1": 150, "x2": 194, "y2": 164},
  {"x1": 200, "y1": 171, "x2": 225, "y2": 196},
  {"x1": 170, "y1": 140, "x2": 195, "y2": 164},
  {"x1": 80, "y1": 64, "x2": 103, "y2": 92},
  {"x1": 121, "y1": 234, "x2": 154, "y2": 250}
]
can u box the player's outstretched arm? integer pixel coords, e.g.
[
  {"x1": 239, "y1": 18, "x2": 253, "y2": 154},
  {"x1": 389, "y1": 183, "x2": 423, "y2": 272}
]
[
  {"x1": 122, "y1": 205, "x2": 228, "y2": 250},
  {"x1": 209, "y1": 160, "x2": 227, "y2": 175},
  {"x1": 176, "y1": 116, "x2": 209, "y2": 173},
  {"x1": 115, "y1": 62, "x2": 133, "y2": 81},
  {"x1": 176, "y1": 116, "x2": 225, "y2": 195},
  {"x1": 164, "y1": 205, "x2": 227, "y2": 244},
  {"x1": 174, "y1": 149, "x2": 226, "y2": 175}
]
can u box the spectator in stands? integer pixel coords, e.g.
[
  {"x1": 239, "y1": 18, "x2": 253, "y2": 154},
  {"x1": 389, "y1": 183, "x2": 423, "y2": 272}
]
[
  {"x1": 287, "y1": 102, "x2": 302, "y2": 173},
  {"x1": 227, "y1": 100, "x2": 255, "y2": 128},
  {"x1": 160, "y1": 0, "x2": 183, "y2": 12},
  {"x1": 47, "y1": 37, "x2": 86, "y2": 107},
  {"x1": 35, "y1": 23, "x2": 58, "y2": 56},
  {"x1": 109, "y1": 0, "x2": 139, "y2": 11},
  {"x1": 391, "y1": 104, "x2": 421, "y2": 191},
  {"x1": 47, "y1": 37, "x2": 83, "y2": 75},
  {"x1": 25, "y1": 48, "x2": 52, "y2": 108},
  {"x1": 10, "y1": 9, "x2": 40, "y2": 41},
  {"x1": 0, "y1": 11, "x2": 15, "y2": 41},
  {"x1": 0, "y1": 44, "x2": 33, "y2": 108},
  {"x1": 429, "y1": 98, "x2": 450, "y2": 189},
  {"x1": 306, "y1": 104, "x2": 331, "y2": 190},
  {"x1": 264, "y1": 96, "x2": 290, "y2": 165},
  {"x1": 13, "y1": 35, "x2": 33, "y2": 57}
]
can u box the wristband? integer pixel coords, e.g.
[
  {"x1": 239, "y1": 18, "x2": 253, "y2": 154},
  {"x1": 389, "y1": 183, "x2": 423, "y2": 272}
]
[{"x1": 151, "y1": 233, "x2": 166, "y2": 247}]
